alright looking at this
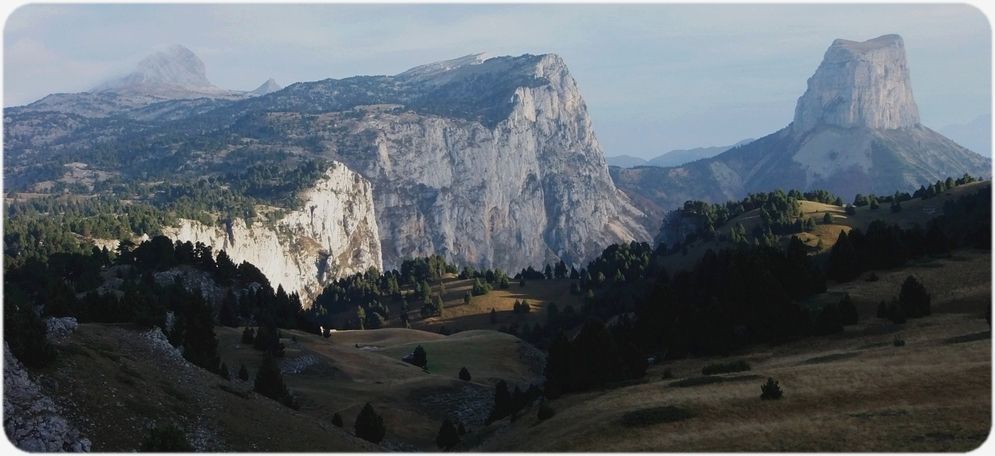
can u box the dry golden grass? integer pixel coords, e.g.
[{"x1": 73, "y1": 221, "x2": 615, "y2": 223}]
[{"x1": 412, "y1": 278, "x2": 582, "y2": 331}]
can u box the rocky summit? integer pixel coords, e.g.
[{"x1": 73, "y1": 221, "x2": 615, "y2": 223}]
[
  {"x1": 612, "y1": 34, "x2": 990, "y2": 227},
  {"x1": 793, "y1": 34, "x2": 920, "y2": 133}
]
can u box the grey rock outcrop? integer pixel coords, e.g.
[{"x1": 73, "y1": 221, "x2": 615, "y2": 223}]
[
  {"x1": 44, "y1": 317, "x2": 79, "y2": 342},
  {"x1": 162, "y1": 162, "x2": 382, "y2": 304},
  {"x1": 3, "y1": 343, "x2": 91, "y2": 452},
  {"x1": 793, "y1": 34, "x2": 920, "y2": 134}
]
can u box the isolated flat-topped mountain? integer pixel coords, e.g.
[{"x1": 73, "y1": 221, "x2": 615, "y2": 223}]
[
  {"x1": 612, "y1": 34, "x2": 990, "y2": 227},
  {"x1": 92, "y1": 44, "x2": 219, "y2": 95},
  {"x1": 5, "y1": 50, "x2": 649, "y2": 292},
  {"x1": 793, "y1": 34, "x2": 919, "y2": 133}
]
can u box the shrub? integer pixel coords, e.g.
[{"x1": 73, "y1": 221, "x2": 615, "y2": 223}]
[
  {"x1": 822, "y1": 213, "x2": 834, "y2": 225},
  {"x1": 238, "y1": 364, "x2": 249, "y2": 381},
  {"x1": 701, "y1": 359, "x2": 751, "y2": 375},
  {"x1": 458, "y1": 367, "x2": 471, "y2": 382},
  {"x1": 537, "y1": 404, "x2": 556, "y2": 421},
  {"x1": 219, "y1": 362, "x2": 230, "y2": 380},
  {"x1": 760, "y1": 377, "x2": 783, "y2": 400},
  {"x1": 139, "y1": 423, "x2": 193, "y2": 451},
  {"x1": 435, "y1": 418, "x2": 461, "y2": 450},
  {"x1": 893, "y1": 336, "x2": 906, "y2": 347},
  {"x1": 355, "y1": 403, "x2": 386, "y2": 443},
  {"x1": 332, "y1": 412, "x2": 343, "y2": 427}
]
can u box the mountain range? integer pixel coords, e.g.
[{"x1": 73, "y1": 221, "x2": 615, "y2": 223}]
[
  {"x1": 606, "y1": 138, "x2": 754, "y2": 168},
  {"x1": 5, "y1": 35, "x2": 988, "y2": 300}
]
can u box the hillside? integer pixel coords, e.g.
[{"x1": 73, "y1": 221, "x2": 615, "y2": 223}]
[
  {"x1": 13, "y1": 321, "x2": 543, "y2": 451},
  {"x1": 30, "y1": 324, "x2": 380, "y2": 451},
  {"x1": 477, "y1": 250, "x2": 991, "y2": 451},
  {"x1": 656, "y1": 180, "x2": 990, "y2": 274}
]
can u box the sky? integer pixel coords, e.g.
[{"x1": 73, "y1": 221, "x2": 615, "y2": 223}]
[{"x1": 3, "y1": 3, "x2": 991, "y2": 158}]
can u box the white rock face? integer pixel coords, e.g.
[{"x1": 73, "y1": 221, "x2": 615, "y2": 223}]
[
  {"x1": 3, "y1": 343, "x2": 91, "y2": 452},
  {"x1": 162, "y1": 162, "x2": 382, "y2": 304},
  {"x1": 793, "y1": 34, "x2": 920, "y2": 134},
  {"x1": 322, "y1": 53, "x2": 650, "y2": 270}
]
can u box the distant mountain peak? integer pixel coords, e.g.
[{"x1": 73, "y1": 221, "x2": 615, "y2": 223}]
[
  {"x1": 91, "y1": 44, "x2": 222, "y2": 96},
  {"x1": 249, "y1": 78, "x2": 282, "y2": 96},
  {"x1": 793, "y1": 34, "x2": 920, "y2": 134}
]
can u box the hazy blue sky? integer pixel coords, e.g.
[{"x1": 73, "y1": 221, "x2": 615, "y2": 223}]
[{"x1": 4, "y1": 4, "x2": 991, "y2": 157}]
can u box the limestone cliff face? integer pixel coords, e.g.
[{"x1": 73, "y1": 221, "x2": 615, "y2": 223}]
[
  {"x1": 162, "y1": 162, "x2": 381, "y2": 304},
  {"x1": 793, "y1": 34, "x2": 920, "y2": 134},
  {"x1": 318, "y1": 54, "x2": 650, "y2": 270}
]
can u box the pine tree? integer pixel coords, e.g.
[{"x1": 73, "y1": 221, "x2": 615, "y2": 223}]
[
  {"x1": 436, "y1": 418, "x2": 461, "y2": 450},
  {"x1": 411, "y1": 345, "x2": 428, "y2": 368},
  {"x1": 219, "y1": 290, "x2": 239, "y2": 327},
  {"x1": 254, "y1": 354, "x2": 292, "y2": 406},
  {"x1": 238, "y1": 363, "x2": 250, "y2": 381},
  {"x1": 332, "y1": 412, "x2": 344, "y2": 427},
  {"x1": 899, "y1": 275, "x2": 931, "y2": 318},
  {"x1": 219, "y1": 362, "x2": 231, "y2": 380},
  {"x1": 487, "y1": 380, "x2": 512, "y2": 423},
  {"x1": 838, "y1": 294, "x2": 858, "y2": 325},
  {"x1": 354, "y1": 403, "x2": 386, "y2": 443},
  {"x1": 459, "y1": 367, "x2": 472, "y2": 382}
]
